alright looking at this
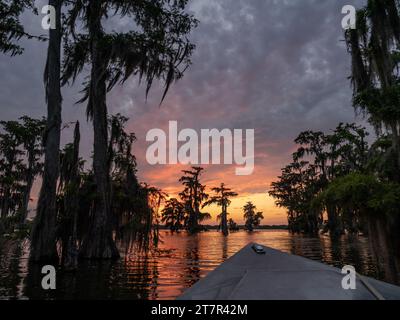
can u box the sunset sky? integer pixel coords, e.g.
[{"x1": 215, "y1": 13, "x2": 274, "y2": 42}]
[{"x1": 0, "y1": 0, "x2": 367, "y2": 225}]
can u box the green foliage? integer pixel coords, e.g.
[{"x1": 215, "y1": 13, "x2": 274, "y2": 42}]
[
  {"x1": 354, "y1": 86, "x2": 400, "y2": 124},
  {"x1": 269, "y1": 123, "x2": 369, "y2": 234},
  {"x1": 367, "y1": 135, "x2": 399, "y2": 180},
  {"x1": 346, "y1": 0, "x2": 400, "y2": 181},
  {"x1": 316, "y1": 173, "x2": 400, "y2": 219}
]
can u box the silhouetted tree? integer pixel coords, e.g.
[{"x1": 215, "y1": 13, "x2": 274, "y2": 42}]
[
  {"x1": 30, "y1": 0, "x2": 64, "y2": 262},
  {"x1": 18, "y1": 117, "x2": 46, "y2": 225},
  {"x1": 203, "y1": 183, "x2": 237, "y2": 236},
  {"x1": 269, "y1": 124, "x2": 369, "y2": 235},
  {"x1": 61, "y1": 0, "x2": 197, "y2": 259},
  {"x1": 53, "y1": 115, "x2": 166, "y2": 263},
  {"x1": 0, "y1": 120, "x2": 24, "y2": 223},
  {"x1": 0, "y1": 0, "x2": 45, "y2": 56},
  {"x1": 346, "y1": 0, "x2": 400, "y2": 181},
  {"x1": 344, "y1": 1, "x2": 400, "y2": 279},
  {"x1": 315, "y1": 172, "x2": 400, "y2": 283},
  {"x1": 179, "y1": 167, "x2": 209, "y2": 233},
  {"x1": 161, "y1": 198, "x2": 185, "y2": 232},
  {"x1": 107, "y1": 114, "x2": 166, "y2": 251},
  {"x1": 228, "y1": 218, "x2": 239, "y2": 232},
  {"x1": 0, "y1": 117, "x2": 45, "y2": 233},
  {"x1": 243, "y1": 202, "x2": 263, "y2": 232},
  {"x1": 105, "y1": 115, "x2": 166, "y2": 252},
  {"x1": 57, "y1": 121, "x2": 81, "y2": 270},
  {"x1": 0, "y1": 0, "x2": 47, "y2": 237},
  {"x1": 269, "y1": 161, "x2": 320, "y2": 234}
]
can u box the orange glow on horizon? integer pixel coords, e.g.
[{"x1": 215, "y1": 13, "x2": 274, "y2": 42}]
[
  {"x1": 158, "y1": 192, "x2": 286, "y2": 226},
  {"x1": 137, "y1": 163, "x2": 287, "y2": 226}
]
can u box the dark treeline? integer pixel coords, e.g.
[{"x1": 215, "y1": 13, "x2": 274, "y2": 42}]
[
  {"x1": 0, "y1": 114, "x2": 167, "y2": 267},
  {"x1": 269, "y1": 123, "x2": 370, "y2": 236},
  {"x1": 0, "y1": 117, "x2": 46, "y2": 234},
  {"x1": 0, "y1": 0, "x2": 198, "y2": 264},
  {"x1": 161, "y1": 167, "x2": 264, "y2": 235},
  {"x1": 0, "y1": 0, "x2": 262, "y2": 266},
  {"x1": 270, "y1": 0, "x2": 400, "y2": 283},
  {"x1": 2, "y1": 0, "x2": 399, "y2": 285}
]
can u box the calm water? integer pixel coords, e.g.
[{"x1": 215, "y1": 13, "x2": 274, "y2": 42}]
[{"x1": 0, "y1": 230, "x2": 388, "y2": 300}]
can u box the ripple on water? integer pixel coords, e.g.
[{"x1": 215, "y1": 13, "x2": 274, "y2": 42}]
[{"x1": 0, "y1": 230, "x2": 391, "y2": 299}]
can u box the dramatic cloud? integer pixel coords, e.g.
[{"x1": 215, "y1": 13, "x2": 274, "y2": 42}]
[{"x1": 0, "y1": 0, "x2": 366, "y2": 224}]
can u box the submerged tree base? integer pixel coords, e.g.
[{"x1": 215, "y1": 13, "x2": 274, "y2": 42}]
[
  {"x1": 367, "y1": 214, "x2": 400, "y2": 284},
  {"x1": 79, "y1": 233, "x2": 120, "y2": 260},
  {"x1": 29, "y1": 205, "x2": 59, "y2": 263}
]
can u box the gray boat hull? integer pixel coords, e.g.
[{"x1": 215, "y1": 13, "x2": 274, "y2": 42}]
[{"x1": 178, "y1": 243, "x2": 400, "y2": 300}]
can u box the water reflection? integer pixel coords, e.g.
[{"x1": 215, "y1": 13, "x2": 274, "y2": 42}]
[
  {"x1": 222, "y1": 235, "x2": 228, "y2": 260},
  {"x1": 0, "y1": 240, "x2": 26, "y2": 299},
  {"x1": 0, "y1": 230, "x2": 397, "y2": 300},
  {"x1": 183, "y1": 234, "x2": 201, "y2": 288}
]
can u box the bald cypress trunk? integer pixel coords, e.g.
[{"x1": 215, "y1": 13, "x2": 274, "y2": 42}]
[
  {"x1": 79, "y1": 1, "x2": 119, "y2": 259},
  {"x1": 30, "y1": 0, "x2": 62, "y2": 263},
  {"x1": 192, "y1": 187, "x2": 200, "y2": 233},
  {"x1": 327, "y1": 205, "x2": 343, "y2": 237},
  {"x1": 1, "y1": 188, "x2": 10, "y2": 219},
  {"x1": 221, "y1": 204, "x2": 228, "y2": 236},
  {"x1": 367, "y1": 214, "x2": 400, "y2": 284},
  {"x1": 0, "y1": 216, "x2": 4, "y2": 234},
  {"x1": 62, "y1": 122, "x2": 80, "y2": 270},
  {"x1": 389, "y1": 122, "x2": 400, "y2": 182},
  {"x1": 20, "y1": 151, "x2": 35, "y2": 225},
  {"x1": 188, "y1": 188, "x2": 199, "y2": 234}
]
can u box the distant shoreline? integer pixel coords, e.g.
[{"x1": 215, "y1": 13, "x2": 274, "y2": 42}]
[{"x1": 158, "y1": 225, "x2": 289, "y2": 231}]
